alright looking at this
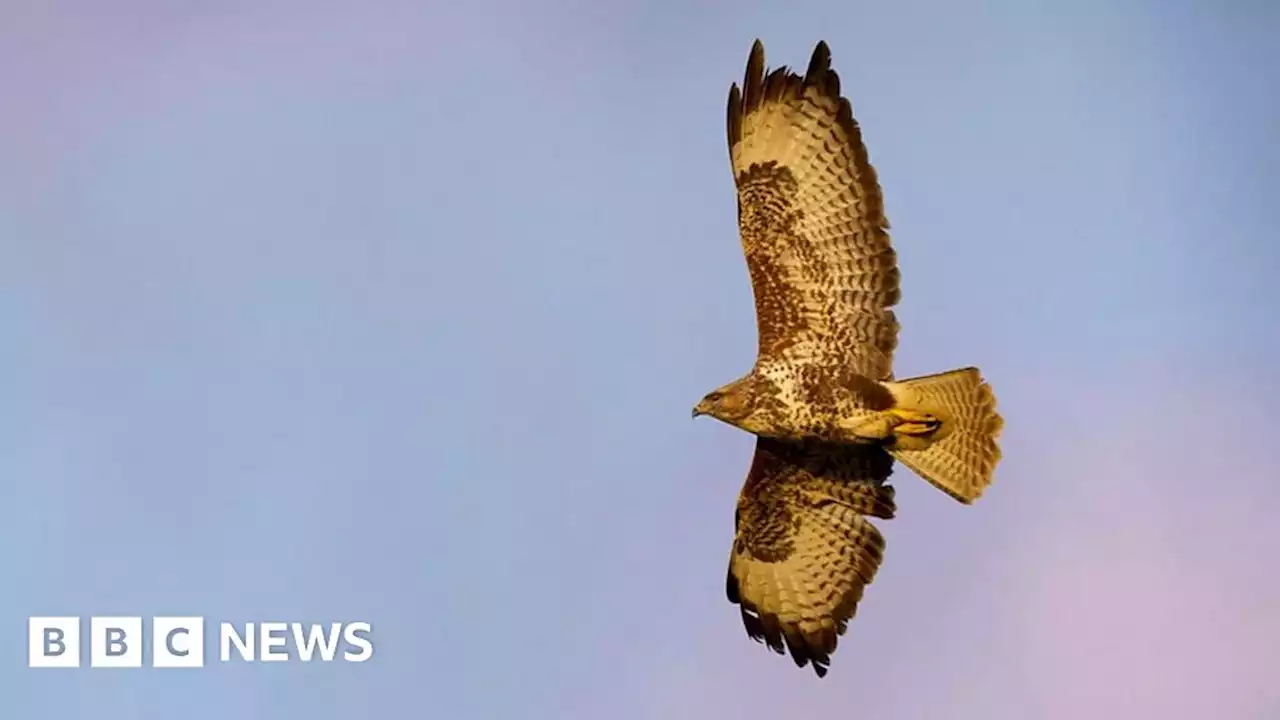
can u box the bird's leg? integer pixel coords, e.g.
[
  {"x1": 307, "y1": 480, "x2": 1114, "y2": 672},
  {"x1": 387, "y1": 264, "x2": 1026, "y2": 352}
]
[
  {"x1": 837, "y1": 408, "x2": 942, "y2": 445},
  {"x1": 838, "y1": 412, "x2": 897, "y2": 441},
  {"x1": 888, "y1": 408, "x2": 941, "y2": 437}
]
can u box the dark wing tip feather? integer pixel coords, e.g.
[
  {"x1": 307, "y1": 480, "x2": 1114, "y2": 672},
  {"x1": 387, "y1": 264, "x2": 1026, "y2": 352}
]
[
  {"x1": 876, "y1": 484, "x2": 898, "y2": 519},
  {"x1": 783, "y1": 625, "x2": 810, "y2": 666},
  {"x1": 726, "y1": 83, "x2": 742, "y2": 152},
  {"x1": 727, "y1": 40, "x2": 764, "y2": 151},
  {"x1": 740, "y1": 606, "x2": 765, "y2": 643},
  {"x1": 836, "y1": 97, "x2": 855, "y2": 128},
  {"x1": 743, "y1": 39, "x2": 766, "y2": 115},
  {"x1": 728, "y1": 40, "x2": 847, "y2": 156},
  {"x1": 764, "y1": 66, "x2": 791, "y2": 103},
  {"x1": 739, "y1": 607, "x2": 839, "y2": 679},
  {"x1": 803, "y1": 41, "x2": 831, "y2": 85},
  {"x1": 758, "y1": 611, "x2": 787, "y2": 655}
]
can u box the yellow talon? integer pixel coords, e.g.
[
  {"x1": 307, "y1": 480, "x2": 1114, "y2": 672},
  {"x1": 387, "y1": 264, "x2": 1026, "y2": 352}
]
[
  {"x1": 841, "y1": 408, "x2": 944, "y2": 443},
  {"x1": 896, "y1": 422, "x2": 937, "y2": 436},
  {"x1": 890, "y1": 408, "x2": 937, "y2": 425},
  {"x1": 888, "y1": 407, "x2": 949, "y2": 447}
]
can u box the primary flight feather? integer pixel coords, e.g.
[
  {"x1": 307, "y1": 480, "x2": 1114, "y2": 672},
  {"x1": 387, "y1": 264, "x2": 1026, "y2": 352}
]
[{"x1": 693, "y1": 39, "x2": 1004, "y2": 678}]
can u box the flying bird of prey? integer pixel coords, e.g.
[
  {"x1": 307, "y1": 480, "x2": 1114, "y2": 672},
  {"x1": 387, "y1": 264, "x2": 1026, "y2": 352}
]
[{"x1": 692, "y1": 39, "x2": 1004, "y2": 678}]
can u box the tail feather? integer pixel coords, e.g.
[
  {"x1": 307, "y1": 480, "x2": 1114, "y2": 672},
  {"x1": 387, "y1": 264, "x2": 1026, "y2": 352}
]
[{"x1": 883, "y1": 367, "x2": 1003, "y2": 503}]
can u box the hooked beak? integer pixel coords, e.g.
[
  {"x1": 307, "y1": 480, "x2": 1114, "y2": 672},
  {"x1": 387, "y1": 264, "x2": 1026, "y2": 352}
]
[{"x1": 692, "y1": 403, "x2": 706, "y2": 419}]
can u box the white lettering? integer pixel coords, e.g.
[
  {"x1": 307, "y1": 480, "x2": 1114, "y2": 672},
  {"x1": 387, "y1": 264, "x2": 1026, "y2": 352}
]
[
  {"x1": 290, "y1": 623, "x2": 342, "y2": 662},
  {"x1": 220, "y1": 623, "x2": 255, "y2": 662},
  {"x1": 342, "y1": 622, "x2": 373, "y2": 662},
  {"x1": 260, "y1": 622, "x2": 288, "y2": 661}
]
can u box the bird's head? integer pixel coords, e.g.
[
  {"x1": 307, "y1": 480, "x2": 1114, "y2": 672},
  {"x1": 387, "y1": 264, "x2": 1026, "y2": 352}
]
[{"x1": 692, "y1": 377, "x2": 766, "y2": 432}]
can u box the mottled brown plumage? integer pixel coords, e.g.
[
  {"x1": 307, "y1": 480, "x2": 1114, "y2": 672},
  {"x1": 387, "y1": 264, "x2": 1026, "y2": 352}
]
[
  {"x1": 693, "y1": 39, "x2": 1005, "y2": 678},
  {"x1": 695, "y1": 39, "x2": 904, "y2": 443},
  {"x1": 727, "y1": 437, "x2": 895, "y2": 678}
]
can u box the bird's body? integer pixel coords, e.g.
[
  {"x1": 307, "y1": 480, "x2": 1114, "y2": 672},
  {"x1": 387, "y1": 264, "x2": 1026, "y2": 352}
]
[
  {"x1": 692, "y1": 39, "x2": 1005, "y2": 678},
  {"x1": 700, "y1": 358, "x2": 894, "y2": 442}
]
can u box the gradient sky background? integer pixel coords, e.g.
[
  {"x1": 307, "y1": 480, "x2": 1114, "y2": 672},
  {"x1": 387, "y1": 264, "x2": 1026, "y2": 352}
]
[{"x1": 3, "y1": 1, "x2": 1278, "y2": 718}]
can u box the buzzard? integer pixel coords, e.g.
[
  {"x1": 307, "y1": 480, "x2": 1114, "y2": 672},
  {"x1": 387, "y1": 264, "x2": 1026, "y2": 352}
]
[{"x1": 692, "y1": 40, "x2": 1004, "y2": 678}]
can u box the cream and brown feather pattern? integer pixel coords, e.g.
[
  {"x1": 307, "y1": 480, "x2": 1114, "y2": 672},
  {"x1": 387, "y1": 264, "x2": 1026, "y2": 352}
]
[
  {"x1": 726, "y1": 436, "x2": 896, "y2": 678},
  {"x1": 728, "y1": 38, "x2": 900, "y2": 383},
  {"x1": 693, "y1": 40, "x2": 1005, "y2": 678}
]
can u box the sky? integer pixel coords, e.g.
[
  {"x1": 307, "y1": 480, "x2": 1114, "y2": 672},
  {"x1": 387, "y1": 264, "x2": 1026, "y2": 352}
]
[{"x1": 2, "y1": 0, "x2": 1278, "y2": 717}]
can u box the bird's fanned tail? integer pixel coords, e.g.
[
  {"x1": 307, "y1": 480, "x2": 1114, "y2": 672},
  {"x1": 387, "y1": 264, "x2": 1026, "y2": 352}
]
[{"x1": 883, "y1": 368, "x2": 1003, "y2": 503}]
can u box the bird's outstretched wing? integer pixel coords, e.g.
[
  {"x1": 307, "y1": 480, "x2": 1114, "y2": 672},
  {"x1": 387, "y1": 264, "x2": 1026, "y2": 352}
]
[
  {"x1": 726, "y1": 436, "x2": 896, "y2": 677},
  {"x1": 728, "y1": 40, "x2": 900, "y2": 381}
]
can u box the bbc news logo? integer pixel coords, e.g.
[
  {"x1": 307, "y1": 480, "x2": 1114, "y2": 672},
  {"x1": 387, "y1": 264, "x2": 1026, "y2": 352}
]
[{"x1": 28, "y1": 617, "x2": 374, "y2": 668}]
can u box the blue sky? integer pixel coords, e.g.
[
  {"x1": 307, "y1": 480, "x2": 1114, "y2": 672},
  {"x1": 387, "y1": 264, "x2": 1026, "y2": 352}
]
[{"x1": 3, "y1": 1, "x2": 1277, "y2": 717}]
